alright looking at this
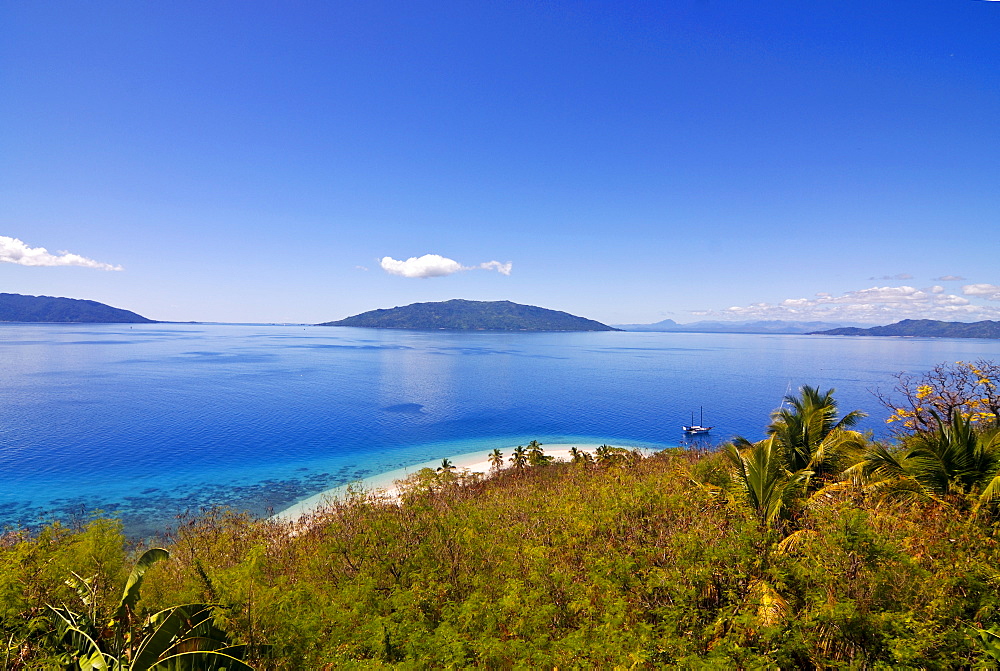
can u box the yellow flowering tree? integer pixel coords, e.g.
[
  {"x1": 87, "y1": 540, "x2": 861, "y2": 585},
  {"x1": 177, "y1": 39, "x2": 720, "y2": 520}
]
[{"x1": 875, "y1": 360, "x2": 1000, "y2": 433}]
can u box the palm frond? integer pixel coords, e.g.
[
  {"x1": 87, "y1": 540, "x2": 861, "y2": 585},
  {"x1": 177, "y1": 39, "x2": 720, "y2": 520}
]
[
  {"x1": 725, "y1": 438, "x2": 808, "y2": 526},
  {"x1": 776, "y1": 529, "x2": 819, "y2": 556},
  {"x1": 748, "y1": 579, "x2": 789, "y2": 629}
]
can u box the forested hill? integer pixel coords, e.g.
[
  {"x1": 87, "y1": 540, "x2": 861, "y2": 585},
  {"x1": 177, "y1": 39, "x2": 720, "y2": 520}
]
[
  {"x1": 812, "y1": 319, "x2": 1000, "y2": 339},
  {"x1": 0, "y1": 293, "x2": 154, "y2": 323},
  {"x1": 320, "y1": 299, "x2": 619, "y2": 331}
]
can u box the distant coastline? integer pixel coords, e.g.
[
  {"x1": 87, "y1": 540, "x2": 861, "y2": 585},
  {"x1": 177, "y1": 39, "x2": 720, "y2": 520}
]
[
  {"x1": 810, "y1": 319, "x2": 1000, "y2": 340},
  {"x1": 615, "y1": 318, "x2": 868, "y2": 334},
  {"x1": 0, "y1": 292, "x2": 154, "y2": 323}
]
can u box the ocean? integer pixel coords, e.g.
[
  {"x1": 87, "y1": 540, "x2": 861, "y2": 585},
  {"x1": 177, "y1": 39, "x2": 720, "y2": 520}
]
[{"x1": 3, "y1": 322, "x2": 999, "y2": 536}]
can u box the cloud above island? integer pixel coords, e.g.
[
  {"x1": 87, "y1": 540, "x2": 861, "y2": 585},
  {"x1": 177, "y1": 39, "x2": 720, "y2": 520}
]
[
  {"x1": 694, "y1": 284, "x2": 1000, "y2": 323},
  {"x1": 1, "y1": 235, "x2": 122, "y2": 270},
  {"x1": 380, "y1": 254, "x2": 512, "y2": 279}
]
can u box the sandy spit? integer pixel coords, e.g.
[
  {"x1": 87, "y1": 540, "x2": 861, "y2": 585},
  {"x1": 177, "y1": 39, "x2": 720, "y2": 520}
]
[{"x1": 272, "y1": 443, "x2": 650, "y2": 524}]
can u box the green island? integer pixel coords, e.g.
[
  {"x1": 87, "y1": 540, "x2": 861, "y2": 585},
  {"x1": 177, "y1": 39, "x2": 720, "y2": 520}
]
[
  {"x1": 813, "y1": 319, "x2": 1000, "y2": 340},
  {"x1": 319, "y1": 299, "x2": 619, "y2": 331},
  {"x1": 7, "y1": 360, "x2": 1000, "y2": 669},
  {"x1": 0, "y1": 292, "x2": 154, "y2": 324}
]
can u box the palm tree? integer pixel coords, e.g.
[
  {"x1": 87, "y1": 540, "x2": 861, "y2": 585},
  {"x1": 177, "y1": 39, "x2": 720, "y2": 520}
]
[
  {"x1": 488, "y1": 448, "x2": 504, "y2": 471},
  {"x1": 724, "y1": 437, "x2": 810, "y2": 528},
  {"x1": 595, "y1": 444, "x2": 634, "y2": 467},
  {"x1": 594, "y1": 444, "x2": 611, "y2": 466},
  {"x1": 437, "y1": 458, "x2": 455, "y2": 473},
  {"x1": 527, "y1": 440, "x2": 553, "y2": 466},
  {"x1": 510, "y1": 445, "x2": 528, "y2": 470},
  {"x1": 854, "y1": 409, "x2": 1000, "y2": 513},
  {"x1": 760, "y1": 385, "x2": 867, "y2": 483}
]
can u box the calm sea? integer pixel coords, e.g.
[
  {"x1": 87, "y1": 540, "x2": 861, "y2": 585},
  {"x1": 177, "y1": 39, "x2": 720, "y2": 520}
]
[{"x1": 3, "y1": 323, "x2": 1000, "y2": 535}]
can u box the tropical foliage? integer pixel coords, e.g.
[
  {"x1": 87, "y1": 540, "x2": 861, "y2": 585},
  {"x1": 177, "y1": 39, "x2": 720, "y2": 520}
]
[
  {"x1": 509, "y1": 444, "x2": 528, "y2": 469},
  {"x1": 765, "y1": 384, "x2": 867, "y2": 477},
  {"x1": 732, "y1": 385, "x2": 867, "y2": 488},
  {"x1": 854, "y1": 409, "x2": 1000, "y2": 513},
  {"x1": 723, "y1": 437, "x2": 808, "y2": 527},
  {"x1": 488, "y1": 448, "x2": 504, "y2": 470},
  {"x1": 876, "y1": 359, "x2": 1000, "y2": 432},
  {"x1": 526, "y1": 440, "x2": 553, "y2": 466},
  {"x1": 5, "y1": 362, "x2": 1000, "y2": 667},
  {"x1": 594, "y1": 444, "x2": 639, "y2": 467},
  {"x1": 0, "y1": 531, "x2": 255, "y2": 670}
]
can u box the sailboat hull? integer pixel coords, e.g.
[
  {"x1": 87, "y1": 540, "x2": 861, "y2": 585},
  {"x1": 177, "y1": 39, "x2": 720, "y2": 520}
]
[{"x1": 683, "y1": 407, "x2": 712, "y2": 434}]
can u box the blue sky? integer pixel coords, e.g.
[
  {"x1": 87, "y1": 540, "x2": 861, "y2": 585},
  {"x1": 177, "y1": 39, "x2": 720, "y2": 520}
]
[{"x1": 2, "y1": 1, "x2": 998, "y2": 324}]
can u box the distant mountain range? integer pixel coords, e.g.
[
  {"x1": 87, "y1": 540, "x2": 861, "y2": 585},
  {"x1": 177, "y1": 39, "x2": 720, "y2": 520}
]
[
  {"x1": 7, "y1": 291, "x2": 994, "y2": 340},
  {"x1": 0, "y1": 293, "x2": 154, "y2": 323},
  {"x1": 320, "y1": 299, "x2": 619, "y2": 331},
  {"x1": 811, "y1": 319, "x2": 1000, "y2": 339},
  {"x1": 615, "y1": 318, "x2": 864, "y2": 334}
]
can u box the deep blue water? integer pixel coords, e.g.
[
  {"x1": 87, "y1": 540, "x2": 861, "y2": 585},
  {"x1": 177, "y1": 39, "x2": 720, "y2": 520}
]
[{"x1": 3, "y1": 323, "x2": 1000, "y2": 535}]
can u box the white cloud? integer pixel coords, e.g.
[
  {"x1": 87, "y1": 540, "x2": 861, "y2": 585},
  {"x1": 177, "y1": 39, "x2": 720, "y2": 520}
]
[
  {"x1": 0, "y1": 235, "x2": 122, "y2": 270},
  {"x1": 934, "y1": 275, "x2": 965, "y2": 281},
  {"x1": 963, "y1": 284, "x2": 1000, "y2": 301},
  {"x1": 380, "y1": 254, "x2": 463, "y2": 278},
  {"x1": 478, "y1": 260, "x2": 512, "y2": 276},
  {"x1": 379, "y1": 254, "x2": 512, "y2": 279},
  {"x1": 701, "y1": 285, "x2": 1000, "y2": 323}
]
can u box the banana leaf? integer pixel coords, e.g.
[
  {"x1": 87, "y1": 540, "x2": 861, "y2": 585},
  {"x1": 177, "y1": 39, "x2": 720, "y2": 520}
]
[{"x1": 115, "y1": 548, "x2": 170, "y2": 620}]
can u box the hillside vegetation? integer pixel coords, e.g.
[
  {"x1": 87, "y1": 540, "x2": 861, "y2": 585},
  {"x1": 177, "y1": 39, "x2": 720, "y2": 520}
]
[
  {"x1": 319, "y1": 299, "x2": 618, "y2": 331},
  {"x1": 0, "y1": 293, "x2": 153, "y2": 323},
  {"x1": 5, "y1": 360, "x2": 1000, "y2": 668},
  {"x1": 813, "y1": 318, "x2": 1000, "y2": 339}
]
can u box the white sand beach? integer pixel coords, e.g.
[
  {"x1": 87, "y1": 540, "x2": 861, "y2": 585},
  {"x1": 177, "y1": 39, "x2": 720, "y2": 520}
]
[{"x1": 273, "y1": 443, "x2": 650, "y2": 524}]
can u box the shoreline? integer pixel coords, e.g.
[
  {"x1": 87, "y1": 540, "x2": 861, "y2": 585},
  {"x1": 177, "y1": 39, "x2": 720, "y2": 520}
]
[{"x1": 273, "y1": 443, "x2": 656, "y2": 523}]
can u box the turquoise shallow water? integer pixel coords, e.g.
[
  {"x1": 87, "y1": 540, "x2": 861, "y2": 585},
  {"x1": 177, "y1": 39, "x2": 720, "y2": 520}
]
[{"x1": 2, "y1": 323, "x2": 999, "y2": 536}]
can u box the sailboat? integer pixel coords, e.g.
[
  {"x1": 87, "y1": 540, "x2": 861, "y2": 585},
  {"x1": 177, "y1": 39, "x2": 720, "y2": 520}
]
[{"x1": 683, "y1": 406, "x2": 713, "y2": 434}]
